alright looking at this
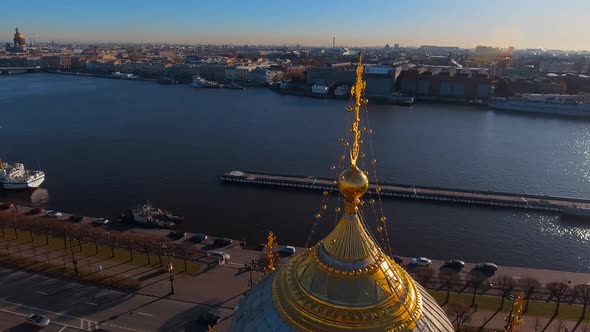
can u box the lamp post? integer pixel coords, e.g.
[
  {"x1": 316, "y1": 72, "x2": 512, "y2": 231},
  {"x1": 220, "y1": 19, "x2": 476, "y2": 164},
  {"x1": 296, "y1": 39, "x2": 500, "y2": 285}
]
[
  {"x1": 67, "y1": 236, "x2": 78, "y2": 276},
  {"x1": 168, "y1": 262, "x2": 175, "y2": 294},
  {"x1": 244, "y1": 259, "x2": 257, "y2": 289}
]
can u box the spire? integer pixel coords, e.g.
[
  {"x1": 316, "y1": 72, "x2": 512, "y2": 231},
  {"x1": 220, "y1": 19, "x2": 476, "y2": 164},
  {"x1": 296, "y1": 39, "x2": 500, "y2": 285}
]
[
  {"x1": 337, "y1": 53, "x2": 369, "y2": 215},
  {"x1": 348, "y1": 52, "x2": 367, "y2": 167}
]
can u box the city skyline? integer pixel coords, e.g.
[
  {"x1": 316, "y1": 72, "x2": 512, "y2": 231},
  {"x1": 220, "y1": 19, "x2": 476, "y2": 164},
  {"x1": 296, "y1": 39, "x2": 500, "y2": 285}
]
[{"x1": 4, "y1": 0, "x2": 590, "y2": 50}]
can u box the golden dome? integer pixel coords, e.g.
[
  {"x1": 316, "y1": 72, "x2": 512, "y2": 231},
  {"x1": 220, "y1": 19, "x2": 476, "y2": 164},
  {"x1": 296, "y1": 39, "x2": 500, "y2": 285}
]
[
  {"x1": 337, "y1": 165, "x2": 368, "y2": 200},
  {"x1": 13, "y1": 28, "x2": 26, "y2": 46},
  {"x1": 229, "y1": 53, "x2": 454, "y2": 332}
]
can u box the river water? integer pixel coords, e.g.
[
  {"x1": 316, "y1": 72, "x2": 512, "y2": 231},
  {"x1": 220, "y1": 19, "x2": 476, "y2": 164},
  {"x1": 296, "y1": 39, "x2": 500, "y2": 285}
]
[{"x1": 1, "y1": 73, "x2": 590, "y2": 272}]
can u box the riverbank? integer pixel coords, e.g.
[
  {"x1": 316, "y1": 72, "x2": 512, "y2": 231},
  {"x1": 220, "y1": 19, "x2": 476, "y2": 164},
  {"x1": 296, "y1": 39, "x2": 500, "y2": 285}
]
[
  {"x1": 1, "y1": 202, "x2": 589, "y2": 286},
  {"x1": 2, "y1": 203, "x2": 590, "y2": 331}
]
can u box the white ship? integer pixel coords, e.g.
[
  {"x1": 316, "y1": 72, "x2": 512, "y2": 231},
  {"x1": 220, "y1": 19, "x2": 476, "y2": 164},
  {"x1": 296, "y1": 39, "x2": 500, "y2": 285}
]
[
  {"x1": 191, "y1": 76, "x2": 207, "y2": 88},
  {"x1": 489, "y1": 94, "x2": 590, "y2": 117},
  {"x1": 0, "y1": 161, "x2": 45, "y2": 190}
]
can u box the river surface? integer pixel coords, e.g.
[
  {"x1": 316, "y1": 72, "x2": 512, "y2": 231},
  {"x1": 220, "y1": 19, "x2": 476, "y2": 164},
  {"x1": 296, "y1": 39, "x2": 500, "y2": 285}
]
[{"x1": 1, "y1": 73, "x2": 590, "y2": 273}]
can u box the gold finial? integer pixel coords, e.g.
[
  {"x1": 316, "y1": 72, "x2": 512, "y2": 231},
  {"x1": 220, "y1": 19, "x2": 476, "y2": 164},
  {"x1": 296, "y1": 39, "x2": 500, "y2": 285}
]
[
  {"x1": 505, "y1": 292, "x2": 524, "y2": 332},
  {"x1": 263, "y1": 231, "x2": 278, "y2": 272},
  {"x1": 348, "y1": 52, "x2": 367, "y2": 166}
]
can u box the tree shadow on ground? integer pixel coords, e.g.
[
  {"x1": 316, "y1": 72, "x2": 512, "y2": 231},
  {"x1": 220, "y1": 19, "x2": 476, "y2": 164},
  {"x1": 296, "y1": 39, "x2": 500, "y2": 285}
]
[
  {"x1": 5, "y1": 322, "x2": 43, "y2": 332},
  {"x1": 159, "y1": 299, "x2": 226, "y2": 332},
  {"x1": 0, "y1": 267, "x2": 133, "y2": 325}
]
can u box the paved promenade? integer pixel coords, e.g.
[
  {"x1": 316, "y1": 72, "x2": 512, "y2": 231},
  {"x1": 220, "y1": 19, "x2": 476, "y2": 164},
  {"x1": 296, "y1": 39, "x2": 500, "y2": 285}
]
[
  {"x1": 1, "y1": 204, "x2": 590, "y2": 331},
  {"x1": 1, "y1": 237, "x2": 590, "y2": 331}
]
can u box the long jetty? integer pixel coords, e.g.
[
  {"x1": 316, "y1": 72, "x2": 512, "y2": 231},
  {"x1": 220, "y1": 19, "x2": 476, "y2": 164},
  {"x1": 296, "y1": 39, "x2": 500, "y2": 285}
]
[{"x1": 221, "y1": 170, "x2": 590, "y2": 214}]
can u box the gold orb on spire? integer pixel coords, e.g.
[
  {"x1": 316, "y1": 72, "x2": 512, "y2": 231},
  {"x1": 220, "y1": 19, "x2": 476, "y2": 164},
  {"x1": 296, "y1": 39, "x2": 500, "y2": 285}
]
[{"x1": 337, "y1": 165, "x2": 368, "y2": 200}]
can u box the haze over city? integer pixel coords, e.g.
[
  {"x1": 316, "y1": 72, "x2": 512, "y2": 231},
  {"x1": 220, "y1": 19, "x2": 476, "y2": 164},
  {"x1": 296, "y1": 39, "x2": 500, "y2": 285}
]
[{"x1": 4, "y1": 0, "x2": 590, "y2": 50}]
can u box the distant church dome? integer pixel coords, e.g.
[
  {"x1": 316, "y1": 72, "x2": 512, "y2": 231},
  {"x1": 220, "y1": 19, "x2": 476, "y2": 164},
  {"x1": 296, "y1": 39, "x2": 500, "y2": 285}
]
[
  {"x1": 229, "y1": 55, "x2": 454, "y2": 332},
  {"x1": 13, "y1": 27, "x2": 26, "y2": 47}
]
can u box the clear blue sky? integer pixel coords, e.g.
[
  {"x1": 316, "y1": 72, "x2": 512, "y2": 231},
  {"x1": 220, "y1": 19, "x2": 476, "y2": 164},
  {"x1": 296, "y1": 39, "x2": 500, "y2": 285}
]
[{"x1": 4, "y1": 0, "x2": 590, "y2": 49}]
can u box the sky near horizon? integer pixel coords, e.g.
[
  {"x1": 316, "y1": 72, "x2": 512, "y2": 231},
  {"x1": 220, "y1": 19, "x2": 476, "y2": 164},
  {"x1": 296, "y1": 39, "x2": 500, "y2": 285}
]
[{"x1": 3, "y1": 0, "x2": 590, "y2": 50}]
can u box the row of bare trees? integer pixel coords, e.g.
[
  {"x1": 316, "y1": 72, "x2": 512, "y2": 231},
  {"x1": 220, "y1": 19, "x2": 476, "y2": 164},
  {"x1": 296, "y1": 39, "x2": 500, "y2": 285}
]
[
  {"x1": 412, "y1": 266, "x2": 590, "y2": 319},
  {"x1": 0, "y1": 212, "x2": 203, "y2": 271}
]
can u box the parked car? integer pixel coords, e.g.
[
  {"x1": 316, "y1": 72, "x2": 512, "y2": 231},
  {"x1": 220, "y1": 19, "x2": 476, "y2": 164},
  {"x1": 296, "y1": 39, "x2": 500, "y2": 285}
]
[
  {"x1": 443, "y1": 259, "x2": 465, "y2": 269},
  {"x1": 92, "y1": 218, "x2": 110, "y2": 225},
  {"x1": 197, "y1": 313, "x2": 221, "y2": 326},
  {"x1": 208, "y1": 250, "x2": 230, "y2": 261},
  {"x1": 214, "y1": 237, "x2": 232, "y2": 247},
  {"x1": 474, "y1": 262, "x2": 498, "y2": 272},
  {"x1": 27, "y1": 314, "x2": 50, "y2": 327},
  {"x1": 411, "y1": 257, "x2": 432, "y2": 266},
  {"x1": 45, "y1": 210, "x2": 63, "y2": 218},
  {"x1": 169, "y1": 230, "x2": 187, "y2": 240},
  {"x1": 0, "y1": 202, "x2": 15, "y2": 210},
  {"x1": 30, "y1": 207, "x2": 45, "y2": 214},
  {"x1": 392, "y1": 255, "x2": 404, "y2": 264},
  {"x1": 192, "y1": 233, "x2": 208, "y2": 243},
  {"x1": 69, "y1": 214, "x2": 84, "y2": 222},
  {"x1": 279, "y1": 245, "x2": 296, "y2": 256}
]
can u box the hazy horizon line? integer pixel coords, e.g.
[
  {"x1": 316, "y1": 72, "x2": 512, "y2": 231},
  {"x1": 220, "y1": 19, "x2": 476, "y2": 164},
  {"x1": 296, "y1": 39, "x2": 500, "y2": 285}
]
[{"x1": 4, "y1": 38, "x2": 589, "y2": 52}]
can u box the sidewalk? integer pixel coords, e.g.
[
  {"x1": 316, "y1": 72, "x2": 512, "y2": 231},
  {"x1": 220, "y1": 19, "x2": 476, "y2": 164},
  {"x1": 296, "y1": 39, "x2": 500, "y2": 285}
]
[{"x1": 0, "y1": 229, "x2": 262, "y2": 311}]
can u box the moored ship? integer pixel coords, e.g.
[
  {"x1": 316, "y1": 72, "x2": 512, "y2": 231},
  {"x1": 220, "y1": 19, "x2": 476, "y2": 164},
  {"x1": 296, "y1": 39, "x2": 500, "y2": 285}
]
[
  {"x1": 119, "y1": 201, "x2": 183, "y2": 229},
  {"x1": 489, "y1": 94, "x2": 590, "y2": 117},
  {"x1": 0, "y1": 161, "x2": 45, "y2": 190},
  {"x1": 387, "y1": 92, "x2": 415, "y2": 105}
]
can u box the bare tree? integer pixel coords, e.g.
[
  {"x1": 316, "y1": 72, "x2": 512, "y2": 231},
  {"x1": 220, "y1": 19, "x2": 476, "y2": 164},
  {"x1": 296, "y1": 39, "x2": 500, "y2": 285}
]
[
  {"x1": 445, "y1": 303, "x2": 471, "y2": 331},
  {"x1": 439, "y1": 269, "x2": 460, "y2": 304},
  {"x1": 0, "y1": 215, "x2": 7, "y2": 237},
  {"x1": 468, "y1": 271, "x2": 487, "y2": 306},
  {"x1": 86, "y1": 227, "x2": 108, "y2": 255},
  {"x1": 123, "y1": 234, "x2": 141, "y2": 262},
  {"x1": 6, "y1": 215, "x2": 19, "y2": 239},
  {"x1": 573, "y1": 284, "x2": 590, "y2": 319},
  {"x1": 495, "y1": 275, "x2": 516, "y2": 309},
  {"x1": 177, "y1": 243, "x2": 197, "y2": 272},
  {"x1": 137, "y1": 235, "x2": 158, "y2": 265},
  {"x1": 414, "y1": 266, "x2": 435, "y2": 287},
  {"x1": 519, "y1": 277, "x2": 541, "y2": 313},
  {"x1": 546, "y1": 281, "x2": 570, "y2": 316}
]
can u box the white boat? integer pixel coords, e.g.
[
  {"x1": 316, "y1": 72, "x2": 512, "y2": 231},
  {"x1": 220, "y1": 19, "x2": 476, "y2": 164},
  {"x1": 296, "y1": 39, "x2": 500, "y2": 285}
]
[
  {"x1": 192, "y1": 76, "x2": 219, "y2": 88},
  {"x1": 191, "y1": 76, "x2": 207, "y2": 88},
  {"x1": 0, "y1": 161, "x2": 45, "y2": 190},
  {"x1": 489, "y1": 94, "x2": 590, "y2": 117},
  {"x1": 45, "y1": 210, "x2": 62, "y2": 218},
  {"x1": 312, "y1": 85, "x2": 329, "y2": 94},
  {"x1": 388, "y1": 93, "x2": 415, "y2": 105}
]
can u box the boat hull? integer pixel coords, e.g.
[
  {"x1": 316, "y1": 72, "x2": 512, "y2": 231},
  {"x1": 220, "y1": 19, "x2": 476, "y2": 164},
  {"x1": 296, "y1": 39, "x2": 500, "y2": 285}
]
[
  {"x1": 1, "y1": 175, "x2": 45, "y2": 190},
  {"x1": 490, "y1": 101, "x2": 590, "y2": 117}
]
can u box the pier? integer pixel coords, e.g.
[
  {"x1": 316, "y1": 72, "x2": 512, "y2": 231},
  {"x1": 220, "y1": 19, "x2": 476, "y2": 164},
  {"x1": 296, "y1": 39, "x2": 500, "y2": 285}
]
[
  {"x1": 221, "y1": 170, "x2": 590, "y2": 213},
  {"x1": 0, "y1": 66, "x2": 46, "y2": 75}
]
